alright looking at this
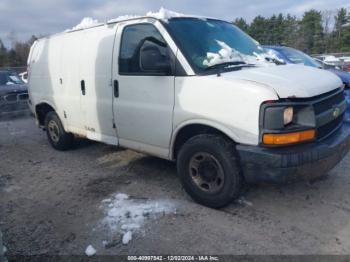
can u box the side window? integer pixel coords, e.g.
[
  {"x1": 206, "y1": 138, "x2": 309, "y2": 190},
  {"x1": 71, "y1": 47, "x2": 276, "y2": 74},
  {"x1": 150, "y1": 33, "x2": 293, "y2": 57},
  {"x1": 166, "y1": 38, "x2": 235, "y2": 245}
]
[{"x1": 119, "y1": 24, "x2": 171, "y2": 75}]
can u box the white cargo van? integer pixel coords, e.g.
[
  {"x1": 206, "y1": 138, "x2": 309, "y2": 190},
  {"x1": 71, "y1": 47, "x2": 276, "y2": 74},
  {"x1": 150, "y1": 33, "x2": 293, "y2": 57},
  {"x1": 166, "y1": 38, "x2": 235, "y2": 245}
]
[{"x1": 28, "y1": 10, "x2": 350, "y2": 208}]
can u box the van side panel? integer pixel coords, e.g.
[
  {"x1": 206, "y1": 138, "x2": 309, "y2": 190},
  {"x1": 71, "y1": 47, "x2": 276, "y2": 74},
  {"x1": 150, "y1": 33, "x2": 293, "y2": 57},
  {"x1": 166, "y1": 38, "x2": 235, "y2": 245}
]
[
  {"x1": 61, "y1": 31, "x2": 85, "y2": 134},
  {"x1": 79, "y1": 25, "x2": 118, "y2": 145}
]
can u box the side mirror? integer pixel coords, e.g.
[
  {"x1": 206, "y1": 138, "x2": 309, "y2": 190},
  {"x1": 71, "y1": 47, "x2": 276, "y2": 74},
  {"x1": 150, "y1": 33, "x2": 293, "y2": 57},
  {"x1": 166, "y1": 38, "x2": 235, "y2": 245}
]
[
  {"x1": 6, "y1": 81, "x2": 14, "y2": 85},
  {"x1": 139, "y1": 42, "x2": 170, "y2": 74}
]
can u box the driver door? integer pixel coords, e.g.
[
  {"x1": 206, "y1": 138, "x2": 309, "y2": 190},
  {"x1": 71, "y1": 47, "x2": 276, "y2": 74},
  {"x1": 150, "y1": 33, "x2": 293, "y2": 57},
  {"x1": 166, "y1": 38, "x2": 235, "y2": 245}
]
[{"x1": 112, "y1": 22, "x2": 175, "y2": 158}]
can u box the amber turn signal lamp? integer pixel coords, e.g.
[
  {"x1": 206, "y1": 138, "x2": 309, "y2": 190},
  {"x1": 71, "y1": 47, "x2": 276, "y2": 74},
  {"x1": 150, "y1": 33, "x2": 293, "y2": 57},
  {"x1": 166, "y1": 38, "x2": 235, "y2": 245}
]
[{"x1": 263, "y1": 129, "x2": 316, "y2": 145}]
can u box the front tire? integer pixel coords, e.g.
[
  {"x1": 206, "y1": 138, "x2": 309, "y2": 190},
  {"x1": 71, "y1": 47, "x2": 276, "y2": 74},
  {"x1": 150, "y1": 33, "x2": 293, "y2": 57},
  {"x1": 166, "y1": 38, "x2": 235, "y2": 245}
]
[
  {"x1": 44, "y1": 111, "x2": 74, "y2": 151},
  {"x1": 177, "y1": 134, "x2": 242, "y2": 208}
]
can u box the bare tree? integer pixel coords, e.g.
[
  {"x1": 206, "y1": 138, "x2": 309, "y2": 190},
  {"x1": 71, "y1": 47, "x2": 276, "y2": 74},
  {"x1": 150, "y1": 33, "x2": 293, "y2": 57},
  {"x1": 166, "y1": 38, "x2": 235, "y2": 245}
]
[
  {"x1": 322, "y1": 10, "x2": 334, "y2": 34},
  {"x1": 6, "y1": 31, "x2": 17, "y2": 48}
]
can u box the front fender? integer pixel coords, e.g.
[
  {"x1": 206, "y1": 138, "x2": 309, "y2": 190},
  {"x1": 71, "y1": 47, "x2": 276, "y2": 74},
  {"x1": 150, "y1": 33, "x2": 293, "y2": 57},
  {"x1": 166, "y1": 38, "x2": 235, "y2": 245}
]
[{"x1": 169, "y1": 119, "x2": 241, "y2": 160}]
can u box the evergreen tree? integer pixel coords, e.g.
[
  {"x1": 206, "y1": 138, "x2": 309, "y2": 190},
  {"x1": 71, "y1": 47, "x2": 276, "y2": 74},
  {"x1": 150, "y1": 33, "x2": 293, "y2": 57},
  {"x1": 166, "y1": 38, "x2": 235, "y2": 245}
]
[
  {"x1": 0, "y1": 39, "x2": 7, "y2": 67},
  {"x1": 249, "y1": 16, "x2": 268, "y2": 44},
  {"x1": 282, "y1": 14, "x2": 299, "y2": 47},
  {"x1": 299, "y1": 10, "x2": 325, "y2": 53},
  {"x1": 334, "y1": 8, "x2": 350, "y2": 52},
  {"x1": 233, "y1": 18, "x2": 249, "y2": 32}
]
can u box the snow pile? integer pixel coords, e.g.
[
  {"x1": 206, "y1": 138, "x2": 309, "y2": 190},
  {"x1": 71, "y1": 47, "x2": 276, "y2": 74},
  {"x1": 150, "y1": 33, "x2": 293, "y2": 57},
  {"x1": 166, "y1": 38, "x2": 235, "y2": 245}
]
[
  {"x1": 251, "y1": 49, "x2": 285, "y2": 64},
  {"x1": 101, "y1": 193, "x2": 176, "y2": 245},
  {"x1": 122, "y1": 231, "x2": 133, "y2": 245},
  {"x1": 108, "y1": 15, "x2": 140, "y2": 23},
  {"x1": 66, "y1": 8, "x2": 184, "y2": 32},
  {"x1": 203, "y1": 40, "x2": 244, "y2": 66},
  {"x1": 70, "y1": 17, "x2": 100, "y2": 31},
  {"x1": 147, "y1": 7, "x2": 184, "y2": 22},
  {"x1": 85, "y1": 245, "x2": 96, "y2": 257},
  {"x1": 203, "y1": 40, "x2": 281, "y2": 67},
  {"x1": 236, "y1": 197, "x2": 253, "y2": 207}
]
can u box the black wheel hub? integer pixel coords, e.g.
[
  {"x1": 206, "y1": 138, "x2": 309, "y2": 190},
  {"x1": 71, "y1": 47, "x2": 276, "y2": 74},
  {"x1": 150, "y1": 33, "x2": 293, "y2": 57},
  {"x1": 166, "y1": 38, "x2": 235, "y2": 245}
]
[
  {"x1": 189, "y1": 152, "x2": 225, "y2": 193},
  {"x1": 198, "y1": 161, "x2": 218, "y2": 182}
]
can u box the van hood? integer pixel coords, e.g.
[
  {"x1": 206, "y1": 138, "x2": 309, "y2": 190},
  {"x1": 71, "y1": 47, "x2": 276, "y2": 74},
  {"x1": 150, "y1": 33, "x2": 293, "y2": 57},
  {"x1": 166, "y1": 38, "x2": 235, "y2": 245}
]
[{"x1": 221, "y1": 64, "x2": 342, "y2": 98}]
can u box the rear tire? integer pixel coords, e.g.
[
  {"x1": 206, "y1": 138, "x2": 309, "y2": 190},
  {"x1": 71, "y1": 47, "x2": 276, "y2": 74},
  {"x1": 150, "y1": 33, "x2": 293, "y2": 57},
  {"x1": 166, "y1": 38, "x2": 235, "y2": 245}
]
[
  {"x1": 177, "y1": 134, "x2": 242, "y2": 208},
  {"x1": 44, "y1": 111, "x2": 74, "y2": 151}
]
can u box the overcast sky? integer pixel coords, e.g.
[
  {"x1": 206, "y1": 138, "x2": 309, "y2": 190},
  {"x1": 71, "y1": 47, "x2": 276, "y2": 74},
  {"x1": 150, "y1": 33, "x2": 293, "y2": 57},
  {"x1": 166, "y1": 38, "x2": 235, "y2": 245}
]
[{"x1": 1, "y1": 0, "x2": 349, "y2": 47}]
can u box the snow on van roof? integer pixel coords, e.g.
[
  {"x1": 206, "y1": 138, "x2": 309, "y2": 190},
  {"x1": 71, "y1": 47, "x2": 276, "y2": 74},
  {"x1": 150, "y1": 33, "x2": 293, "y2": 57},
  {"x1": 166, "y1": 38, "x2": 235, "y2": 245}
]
[
  {"x1": 146, "y1": 7, "x2": 185, "y2": 21},
  {"x1": 69, "y1": 17, "x2": 102, "y2": 31},
  {"x1": 66, "y1": 8, "x2": 194, "y2": 32},
  {"x1": 107, "y1": 14, "x2": 141, "y2": 24}
]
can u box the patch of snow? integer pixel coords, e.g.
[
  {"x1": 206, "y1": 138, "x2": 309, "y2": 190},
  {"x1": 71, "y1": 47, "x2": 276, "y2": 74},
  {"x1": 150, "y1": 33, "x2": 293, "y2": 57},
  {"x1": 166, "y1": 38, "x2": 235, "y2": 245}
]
[
  {"x1": 100, "y1": 193, "x2": 176, "y2": 245},
  {"x1": 146, "y1": 7, "x2": 184, "y2": 22},
  {"x1": 10, "y1": 131, "x2": 26, "y2": 136},
  {"x1": 114, "y1": 193, "x2": 129, "y2": 201},
  {"x1": 121, "y1": 223, "x2": 140, "y2": 230},
  {"x1": 102, "y1": 198, "x2": 112, "y2": 203},
  {"x1": 253, "y1": 49, "x2": 285, "y2": 64},
  {"x1": 203, "y1": 40, "x2": 279, "y2": 68},
  {"x1": 67, "y1": 8, "x2": 185, "y2": 32},
  {"x1": 122, "y1": 231, "x2": 132, "y2": 245},
  {"x1": 108, "y1": 15, "x2": 140, "y2": 23},
  {"x1": 69, "y1": 17, "x2": 100, "y2": 31},
  {"x1": 236, "y1": 197, "x2": 253, "y2": 207},
  {"x1": 85, "y1": 245, "x2": 96, "y2": 257},
  {"x1": 203, "y1": 40, "x2": 244, "y2": 67},
  {"x1": 65, "y1": 7, "x2": 209, "y2": 33}
]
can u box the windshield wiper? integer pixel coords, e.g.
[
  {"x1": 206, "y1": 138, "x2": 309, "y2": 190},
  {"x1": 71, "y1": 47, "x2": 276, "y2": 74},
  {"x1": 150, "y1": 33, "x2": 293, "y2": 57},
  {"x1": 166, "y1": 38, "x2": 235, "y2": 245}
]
[
  {"x1": 204, "y1": 61, "x2": 256, "y2": 76},
  {"x1": 204, "y1": 61, "x2": 246, "y2": 70}
]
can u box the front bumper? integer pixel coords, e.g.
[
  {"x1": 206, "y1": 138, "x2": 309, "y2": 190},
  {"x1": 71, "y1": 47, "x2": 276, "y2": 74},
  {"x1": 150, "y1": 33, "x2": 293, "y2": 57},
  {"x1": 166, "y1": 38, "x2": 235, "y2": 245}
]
[{"x1": 237, "y1": 122, "x2": 350, "y2": 184}]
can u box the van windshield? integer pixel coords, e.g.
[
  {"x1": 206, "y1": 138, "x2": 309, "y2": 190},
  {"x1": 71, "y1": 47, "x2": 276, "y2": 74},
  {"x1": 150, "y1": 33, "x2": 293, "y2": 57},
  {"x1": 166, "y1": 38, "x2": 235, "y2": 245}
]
[{"x1": 165, "y1": 18, "x2": 273, "y2": 74}]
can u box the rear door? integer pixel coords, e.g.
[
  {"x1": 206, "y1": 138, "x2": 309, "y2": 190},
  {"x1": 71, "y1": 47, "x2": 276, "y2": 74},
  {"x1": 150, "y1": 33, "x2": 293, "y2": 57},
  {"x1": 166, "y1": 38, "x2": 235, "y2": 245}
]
[{"x1": 112, "y1": 21, "x2": 175, "y2": 157}]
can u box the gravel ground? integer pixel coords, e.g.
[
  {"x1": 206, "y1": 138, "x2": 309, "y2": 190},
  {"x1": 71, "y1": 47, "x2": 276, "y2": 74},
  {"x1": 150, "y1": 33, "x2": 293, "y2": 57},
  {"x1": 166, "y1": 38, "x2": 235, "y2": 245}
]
[{"x1": 1, "y1": 115, "x2": 350, "y2": 257}]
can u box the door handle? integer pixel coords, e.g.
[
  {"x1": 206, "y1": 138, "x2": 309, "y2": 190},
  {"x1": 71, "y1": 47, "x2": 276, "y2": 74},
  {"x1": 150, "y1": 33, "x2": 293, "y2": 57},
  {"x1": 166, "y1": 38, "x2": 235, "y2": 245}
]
[
  {"x1": 81, "y1": 80, "x2": 86, "y2": 95},
  {"x1": 114, "y1": 80, "x2": 119, "y2": 98}
]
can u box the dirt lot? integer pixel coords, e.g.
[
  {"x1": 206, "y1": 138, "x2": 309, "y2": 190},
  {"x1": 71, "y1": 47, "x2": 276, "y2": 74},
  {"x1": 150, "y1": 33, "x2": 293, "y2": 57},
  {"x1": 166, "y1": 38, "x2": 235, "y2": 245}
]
[{"x1": 1, "y1": 114, "x2": 350, "y2": 257}]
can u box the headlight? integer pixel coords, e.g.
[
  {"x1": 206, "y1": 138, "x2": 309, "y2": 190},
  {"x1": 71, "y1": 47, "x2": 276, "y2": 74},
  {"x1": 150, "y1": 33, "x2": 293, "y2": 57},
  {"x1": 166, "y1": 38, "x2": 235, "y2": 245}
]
[
  {"x1": 283, "y1": 107, "x2": 294, "y2": 125},
  {"x1": 261, "y1": 102, "x2": 316, "y2": 146}
]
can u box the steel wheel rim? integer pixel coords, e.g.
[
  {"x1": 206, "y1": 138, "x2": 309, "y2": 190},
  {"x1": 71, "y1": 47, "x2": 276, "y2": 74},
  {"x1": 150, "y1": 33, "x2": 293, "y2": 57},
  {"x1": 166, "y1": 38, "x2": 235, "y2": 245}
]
[
  {"x1": 48, "y1": 120, "x2": 60, "y2": 143},
  {"x1": 189, "y1": 152, "x2": 225, "y2": 194}
]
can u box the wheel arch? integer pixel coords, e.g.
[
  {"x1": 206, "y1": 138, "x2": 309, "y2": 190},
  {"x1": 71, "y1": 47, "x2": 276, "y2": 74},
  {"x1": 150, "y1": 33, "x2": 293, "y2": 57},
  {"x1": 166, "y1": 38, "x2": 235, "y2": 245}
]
[
  {"x1": 35, "y1": 101, "x2": 57, "y2": 127},
  {"x1": 170, "y1": 120, "x2": 239, "y2": 160}
]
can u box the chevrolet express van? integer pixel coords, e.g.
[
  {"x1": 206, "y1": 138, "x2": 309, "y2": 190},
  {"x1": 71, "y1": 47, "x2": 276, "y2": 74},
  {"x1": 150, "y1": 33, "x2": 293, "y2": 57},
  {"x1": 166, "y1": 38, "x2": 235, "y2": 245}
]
[{"x1": 27, "y1": 10, "x2": 350, "y2": 208}]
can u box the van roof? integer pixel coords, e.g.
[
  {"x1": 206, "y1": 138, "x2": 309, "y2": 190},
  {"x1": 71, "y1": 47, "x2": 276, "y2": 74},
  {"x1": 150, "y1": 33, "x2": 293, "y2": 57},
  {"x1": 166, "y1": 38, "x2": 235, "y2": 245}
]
[{"x1": 37, "y1": 8, "x2": 218, "y2": 41}]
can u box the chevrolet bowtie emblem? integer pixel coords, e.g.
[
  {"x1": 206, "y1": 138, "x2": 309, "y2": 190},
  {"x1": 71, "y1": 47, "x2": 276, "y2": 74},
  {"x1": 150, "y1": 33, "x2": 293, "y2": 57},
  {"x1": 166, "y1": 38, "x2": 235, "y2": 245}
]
[{"x1": 333, "y1": 107, "x2": 340, "y2": 118}]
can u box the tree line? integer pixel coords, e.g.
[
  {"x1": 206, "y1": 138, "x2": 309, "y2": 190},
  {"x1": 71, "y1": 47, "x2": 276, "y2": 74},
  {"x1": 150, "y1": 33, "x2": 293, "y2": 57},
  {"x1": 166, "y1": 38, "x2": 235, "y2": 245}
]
[
  {"x1": 0, "y1": 35, "x2": 37, "y2": 68},
  {"x1": 0, "y1": 7, "x2": 349, "y2": 68},
  {"x1": 234, "y1": 7, "x2": 350, "y2": 54}
]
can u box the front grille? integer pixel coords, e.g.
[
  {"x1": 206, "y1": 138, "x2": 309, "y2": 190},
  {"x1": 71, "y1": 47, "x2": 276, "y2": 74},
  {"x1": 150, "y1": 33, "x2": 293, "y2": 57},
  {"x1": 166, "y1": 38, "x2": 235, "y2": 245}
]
[
  {"x1": 312, "y1": 89, "x2": 346, "y2": 140},
  {"x1": 313, "y1": 90, "x2": 345, "y2": 115},
  {"x1": 317, "y1": 113, "x2": 344, "y2": 139}
]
